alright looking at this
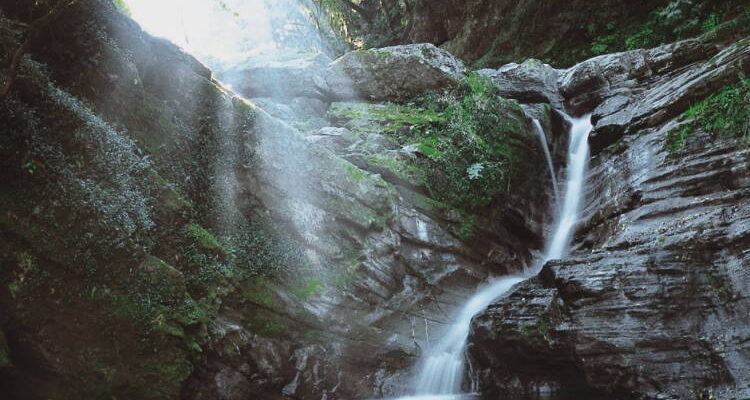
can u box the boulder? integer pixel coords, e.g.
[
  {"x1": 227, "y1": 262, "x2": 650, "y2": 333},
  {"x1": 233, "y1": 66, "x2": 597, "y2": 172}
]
[
  {"x1": 219, "y1": 52, "x2": 332, "y2": 99},
  {"x1": 325, "y1": 43, "x2": 467, "y2": 101},
  {"x1": 478, "y1": 59, "x2": 565, "y2": 109}
]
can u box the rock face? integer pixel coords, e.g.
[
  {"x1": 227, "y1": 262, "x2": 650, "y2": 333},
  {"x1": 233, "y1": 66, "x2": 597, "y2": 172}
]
[
  {"x1": 325, "y1": 43, "x2": 467, "y2": 101},
  {"x1": 0, "y1": 2, "x2": 551, "y2": 400},
  {"x1": 478, "y1": 59, "x2": 565, "y2": 110},
  {"x1": 560, "y1": 37, "x2": 750, "y2": 154},
  {"x1": 1, "y1": 0, "x2": 749, "y2": 399},
  {"x1": 468, "y1": 32, "x2": 750, "y2": 400},
  {"x1": 219, "y1": 52, "x2": 333, "y2": 99},
  {"x1": 324, "y1": 0, "x2": 749, "y2": 68}
]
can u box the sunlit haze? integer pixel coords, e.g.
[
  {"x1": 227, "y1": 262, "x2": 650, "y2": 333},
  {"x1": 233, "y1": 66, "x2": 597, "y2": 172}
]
[{"x1": 125, "y1": 0, "x2": 278, "y2": 64}]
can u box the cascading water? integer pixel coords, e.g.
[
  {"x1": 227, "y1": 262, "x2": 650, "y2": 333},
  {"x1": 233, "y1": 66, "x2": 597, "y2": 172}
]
[
  {"x1": 533, "y1": 118, "x2": 559, "y2": 202},
  {"x1": 400, "y1": 114, "x2": 593, "y2": 399},
  {"x1": 543, "y1": 115, "x2": 593, "y2": 262},
  {"x1": 412, "y1": 277, "x2": 524, "y2": 396}
]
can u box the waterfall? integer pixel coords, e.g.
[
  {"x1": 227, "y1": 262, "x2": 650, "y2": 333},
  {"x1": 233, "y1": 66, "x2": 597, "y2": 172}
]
[
  {"x1": 533, "y1": 118, "x2": 559, "y2": 202},
  {"x1": 542, "y1": 115, "x2": 593, "y2": 262},
  {"x1": 412, "y1": 277, "x2": 524, "y2": 396},
  {"x1": 400, "y1": 114, "x2": 593, "y2": 399}
]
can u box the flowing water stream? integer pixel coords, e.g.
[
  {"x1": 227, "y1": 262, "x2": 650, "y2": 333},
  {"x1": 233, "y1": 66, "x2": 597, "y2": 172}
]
[
  {"x1": 399, "y1": 114, "x2": 593, "y2": 400},
  {"x1": 533, "y1": 118, "x2": 559, "y2": 202}
]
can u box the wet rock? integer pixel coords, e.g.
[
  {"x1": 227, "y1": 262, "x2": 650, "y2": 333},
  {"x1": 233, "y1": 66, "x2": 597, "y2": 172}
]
[
  {"x1": 478, "y1": 59, "x2": 565, "y2": 109},
  {"x1": 325, "y1": 43, "x2": 467, "y2": 101},
  {"x1": 219, "y1": 52, "x2": 332, "y2": 99},
  {"x1": 214, "y1": 368, "x2": 253, "y2": 400},
  {"x1": 469, "y1": 104, "x2": 750, "y2": 399},
  {"x1": 0, "y1": 329, "x2": 9, "y2": 369},
  {"x1": 559, "y1": 37, "x2": 749, "y2": 154},
  {"x1": 250, "y1": 96, "x2": 329, "y2": 132}
]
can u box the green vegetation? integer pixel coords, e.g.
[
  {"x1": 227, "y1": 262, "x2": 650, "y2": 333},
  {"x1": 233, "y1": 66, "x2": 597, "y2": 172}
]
[
  {"x1": 366, "y1": 154, "x2": 425, "y2": 183},
  {"x1": 666, "y1": 78, "x2": 750, "y2": 152},
  {"x1": 238, "y1": 278, "x2": 289, "y2": 338},
  {"x1": 331, "y1": 102, "x2": 445, "y2": 134},
  {"x1": 112, "y1": 0, "x2": 132, "y2": 16},
  {"x1": 590, "y1": 1, "x2": 750, "y2": 56},
  {"x1": 332, "y1": 73, "x2": 527, "y2": 213},
  {"x1": 292, "y1": 279, "x2": 323, "y2": 298},
  {"x1": 415, "y1": 73, "x2": 526, "y2": 210},
  {"x1": 343, "y1": 162, "x2": 368, "y2": 183},
  {"x1": 186, "y1": 223, "x2": 222, "y2": 252},
  {"x1": 454, "y1": 213, "x2": 478, "y2": 241},
  {"x1": 367, "y1": 49, "x2": 393, "y2": 57},
  {"x1": 518, "y1": 316, "x2": 553, "y2": 345},
  {"x1": 326, "y1": 196, "x2": 392, "y2": 230}
]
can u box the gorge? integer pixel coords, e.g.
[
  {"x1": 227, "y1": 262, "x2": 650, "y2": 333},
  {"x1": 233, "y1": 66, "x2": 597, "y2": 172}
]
[{"x1": 0, "y1": 1, "x2": 749, "y2": 400}]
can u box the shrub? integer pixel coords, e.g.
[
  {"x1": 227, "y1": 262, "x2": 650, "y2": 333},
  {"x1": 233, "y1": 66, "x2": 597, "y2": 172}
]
[
  {"x1": 666, "y1": 78, "x2": 750, "y2": 152},
  {"x1": 414, "y1": 73, "x2": 526, "y2": 210}
]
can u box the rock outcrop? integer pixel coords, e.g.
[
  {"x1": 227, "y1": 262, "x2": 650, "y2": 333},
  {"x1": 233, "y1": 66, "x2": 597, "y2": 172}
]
[
  {"x1": 220, "y1": 51, "x2": 333, "y2": 99},
  {"x1": 1, "y1": 1, "x2": 749, "y2": 399},
  {"x1": 325, "y1": 43, "x2": 467, "y2": 101},
  {"x1": 0, "y1": 1, "x2": 551, "y2": 400},
  {"x1": 468, "y1": 30, "x2": 750, "y2": 400}
]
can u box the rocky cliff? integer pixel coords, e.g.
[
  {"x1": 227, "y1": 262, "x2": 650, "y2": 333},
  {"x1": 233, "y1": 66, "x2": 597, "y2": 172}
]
[
  {"x1": 0, "y1": 0, "x2": 748, "y2": 400},
  {"x1": 317, "y1": 0, "x2": 750, "y2": 68},
  {"x1": 0, "y1": 1, "x2": 553, "y2": 399},
  {"x1": 469, "y1": 22, "x2": 750, "y2": 400}
]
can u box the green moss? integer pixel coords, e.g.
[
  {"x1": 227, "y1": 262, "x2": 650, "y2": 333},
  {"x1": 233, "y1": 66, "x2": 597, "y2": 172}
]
[
  {"x1": 605, "y1": 139, "x2": 629, "y2": 155},
  {"x1": 112, "y1": 0, "x2": 132, "y2": 16},
  {"x1": 150, "y1": 170, "x2": 194, "y2": 215},
  {"x1": 417, "y1": 143, "x2": 441, "y2": 159},
  {"x1": 333, "y1": 255, "x2": 363, "y2": 290},
  {"x1": 366, "y1": 154, "x2": 425, "y2": 183},
  {"x1": 330, "y1": 102, "x2": 446, "y2": 134},
  {"x1": 666, "y1": 78, "x2": 750, "y2": 153},
  {"x1": 343, "y1": 162, "x2": 367, "y2": 184},
  {"x1": 415, "y1": 73, "x2": 527, "y2": 210},
  {"x1": 403, "y1": 190, "x2": 451, "y2": 213},
  {"x1": 367, "y1": 49, "x2": 393, "y2": 57},
  {"x1": 241, "y1": 277, "x2": 281, "y2": 309},
  {"x1": 517, "y1": 317, "x2": 553, "y2": 345},
  {"x1": 292, "y1": 279, "x2": 323, "y2": 298},
  {"x1": 326, "y1": 196, "x2": 392, "y2": 230},
  {"x1": 186, "y1": 223, "x2": 222, "y2": 252}
]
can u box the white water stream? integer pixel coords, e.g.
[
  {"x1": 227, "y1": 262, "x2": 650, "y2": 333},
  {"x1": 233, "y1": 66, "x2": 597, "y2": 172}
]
[
  {"x1": 533, "y1": 119, "x2": 559, "y2": 202},
  {"x1": 400, "y1": 114, "x2": 593, "y2": 400}
]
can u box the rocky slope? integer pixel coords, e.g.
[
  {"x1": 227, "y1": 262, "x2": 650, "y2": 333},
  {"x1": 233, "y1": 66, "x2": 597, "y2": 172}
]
[
  {"x1": 0, "y1": 0, "x2": 748, "y2": 399},
  {"x1": 469, "y1": 24, "x2": 750, "y2": 400},
  {"x1": 0, "y1": 1, "x2": 554, "y2": 399},
  {"x1": 317, "y1": 0, "x2": 750, "y2": 68}
]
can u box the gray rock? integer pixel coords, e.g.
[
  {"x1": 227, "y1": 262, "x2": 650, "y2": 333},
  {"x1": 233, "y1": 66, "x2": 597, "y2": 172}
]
[
  {"x1": 558, "y1": 37, "x2": 749, "y2": 154},
  {"x1": 325, "y1": 43, "x2": 467, "y2": 101},
  {"x1": 478, "y1": 59, "x2": 565, "y2": 109},
  {"x1": 219, "y1": 52, "x2": 332, "y2": 99},
  {"x1": 469, "y1": 99, "x2": 750, "y2": 400}
]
